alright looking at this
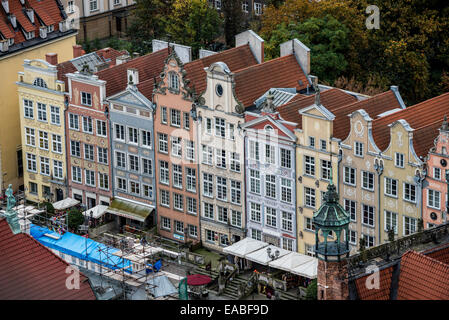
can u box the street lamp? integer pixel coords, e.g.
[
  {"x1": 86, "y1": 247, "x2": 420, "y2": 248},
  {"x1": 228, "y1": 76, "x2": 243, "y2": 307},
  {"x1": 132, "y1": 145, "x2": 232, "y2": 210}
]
[{"x1": 266, "y1": 247, "x2": 280, "y2": 274}]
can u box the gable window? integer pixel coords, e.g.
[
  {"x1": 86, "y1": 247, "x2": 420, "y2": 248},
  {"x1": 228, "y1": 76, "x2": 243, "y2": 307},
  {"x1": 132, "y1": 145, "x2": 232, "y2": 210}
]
[
  {"x1": 47, "y1": 24, "x2": 54, "y2": 33},
  {"x1": 354, "y1": 142, "x2": 364, "y2": 157},
  {"x1": 33, "y1": 78, "x2": 47, "y2": 88},
  {"x1": 169, "y1": 72, "x2": 179, "y2": 90},
  {"x1": 304, "y1": 156, "x2": 315, "y2": 176},
  {"x1": 434, "y1": 167, "x2": 441, "y2": 180},
  {"x1": 362, "y1": 171, "x2": 374, "y2": 191},
  {"x1": 170, "y1": 109, "x2": 181, "y2": 127},
  {"x1": 81, "y1": 92, "x2": 92, "y2": 106},
  {"x1": 24, "y1": 99, "x2": 34, "y2": 119},
  {"x1": 403, "y1": 182, "x2": 416, "y2": 203},
  {"x1": 37, "y1": 103, "x2": 47, "y2": 122},
  {"x1": 385, "y1": 177, "x2": 398, "y2": 197},
  {"x1": 344, "y1": 166, "x2": 356, "y2": 186},
  {"x1": 395, "y1": 153, "x2": 404, "y2": 168}
]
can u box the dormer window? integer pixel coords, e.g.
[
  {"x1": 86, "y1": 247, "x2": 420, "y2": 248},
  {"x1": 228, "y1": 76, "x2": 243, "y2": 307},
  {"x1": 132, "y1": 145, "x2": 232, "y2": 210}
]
[
  {"x1": 47, "y1": 24, "x2": 54, "y2": 33},
  {"x1": 169, "y1": 72, "x2": 179, "y2": 90},
  {"x1": 8, "y1": 38, "x2": 13, "y2": 46},
  {"x1": 67, "y1": 1, "x2": 74, "y2": 13},
  {"x1": 24, "y1": 31, "x2": 35, "y2": 40},
  {"x1": 81, "y1": 92, "x2": 92, "y2": 106},
  {"x1": 33, "y1": 77, "x2": 47, "y2": 88}
]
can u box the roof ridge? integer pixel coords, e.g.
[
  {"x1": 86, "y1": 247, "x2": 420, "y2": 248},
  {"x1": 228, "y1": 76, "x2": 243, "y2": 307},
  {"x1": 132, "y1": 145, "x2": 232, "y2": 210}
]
[
  {"x1": 233, "y1": 54, "x2": 295, "y2": 75},
  {"x1": 184, "y1": 44, "x2": 252, "y2": 67}
]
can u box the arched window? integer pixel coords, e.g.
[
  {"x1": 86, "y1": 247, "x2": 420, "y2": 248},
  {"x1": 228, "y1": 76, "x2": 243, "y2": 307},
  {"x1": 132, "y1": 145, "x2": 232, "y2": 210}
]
[
  {"x1": 33, "y1": 77, "x2": 47, "y2": 88},
  {"x1": 169, "y1": 72, "x2": 179, "y2": 90}
]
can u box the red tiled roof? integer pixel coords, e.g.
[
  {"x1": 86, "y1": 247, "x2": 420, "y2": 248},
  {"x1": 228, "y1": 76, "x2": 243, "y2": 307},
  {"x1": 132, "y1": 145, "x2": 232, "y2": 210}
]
[
  {"x1": 183, "y1": 44, "x2": 258, "y2": 94},
  {"x1": 137, "y1": 77, "x2": 155, "y2": 100},
  {"x1": 423, "y1": 243, "x2": 449, "y2": 265},
  {"x1": 411, "y1": 121, "x2": 442, "y2": 158},
  {"x1": 397, "y1": 250, "x2": 449, "y2": 300},
  {"x1": 372, "y1": 92, "x2": 449, "y2": 151},
  {"x1": 0, "y1": 219, "x2": 96, "y2": 300},
  {"x1": 355, "y1": 266, "x2": 394, "y2": 300},
  {"x1": 0, "y1": 14, "x2": 14, "y2": 39},
  {"x1": 277, "y1": 88, "x2": 357, "y2": 129},
  {"x1": 234, "y1": 54, "x2": 309, "y2": 107},
  {"x1": 96, "y1": 48, "x2": 170, "y2": 97}
]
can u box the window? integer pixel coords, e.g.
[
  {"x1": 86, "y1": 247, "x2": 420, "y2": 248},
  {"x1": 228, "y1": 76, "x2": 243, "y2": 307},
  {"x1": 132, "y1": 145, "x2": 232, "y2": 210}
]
[
  {"x1": 50, "y1": 106, "x2": 60, "y2": 125},
  {"x1": 215, "y1": 117, "x2": 226, "y2": 137},
  {"x1": 216, "y1": 149, "x2": 226, "y2": 168},
  {"x1": 72, "y1": 166, "x2": 82, "y2": 183},
  {"x1": 404, "y1": 216, "x2": 417, "y2": 236},
  {"x1": 67, "y1": 1, "x2": 74, "y2": 13},
  {"x1": 129, "y1": 155, "x2": 139, "y2": 172},
  {"x1": 169, "y1": 73, "x2": 179, "y2": 90},
  {"x1": 395, "y1": 153, "x2": 404, "y2": 168},
  {"x1": 249, "y1": 140, "x2": 259, "y2": 161},
  {"x1": 206, "y1": 229, "x2": 216, "y2": 242},
  {"x1": 305, "y1": 217, "x2": 315, "y2": 231},
  {"x1": 174, "y1": 194, "x2": 183, "y2": 211},
  {"x1": 82, "y1": 117, "x2": 93, "y2": 134},
  {"x1": 385, "y1": 177, "x2": 398, "y2": 197},
  {"x1": 160, "y1": 189, "x2": 170, "y2": 207},
  {"x1": 29, "y1": 182, "x2": 38, "y2": 194},
  {"x1": 89, "y1": 0, "x2": 98, "y2": 11},
  {"x1": 428, "y1": 189, "x2": 441, "y2": 209},
  {"x1": 161, "y1": 217, "x2": 171, "y2": 230},
  {"x1": 206, "y1": 118, "x2": 212, "y2": 134},
  {"x1": 250, "y1": 202, "x2": 261, "y2": 222},
  {"x1": 173, "y1": 164, "x2": 182, "y2": 188},
  {"x1": 203, "y1": 202, "x2": 214, "y2": 219},
  {"x1": 26, "y1": 153, "x2": 37, "y2": 172},
  {"x1": 304, "y1": 187, "x2": 316, "y2": 208},
  {"x1": 385, "y1": 211, "x2": 398, "y2": 234},
  {"x1": 170, "y1": 109, "x2": 181, "y2": 127},
  {"x1": 142, "y1": 158, "x2": 152, "y2": 175},
  {"x1": 362, "y1": 171, "x2": 374, "y2": 191},
  {"x1": 280, "y1": 148, "x2": 292, "y2": 168},
  {"x1": 70, "y1": 140, "x2": 80, "y2": 157},
  {"x1": 309, "y1": 136, "x2": 316, "y2": 148},
  {"x1": 34, "y1": 78, "x2": 47, "y2": 88},
  {"x1": 47, "y1": 24, "x2": 54, "y2": 33},
  {"x1": 25, "y1": 128, "x2": 35, "y2": 146},
  {"x1": 354, "y1": 142, "x2": 364, "y2": 157},
  {"x1": 128, "y1": 127, "x2": 138, "y2": 144},
  {"x1": 249, "y1": 169, "x2": 260, "y2": 194},
  {"x1": 265, "y1": 207, "x2": 277, "y2": 227},
  {"x1": 203, "y1": 173, "x2": 213, "y2": 197},
  {"x1": 349, "y1": 230, "x2": 357, "y2": 245},
  {"x1": 282, "y1": 238, "x2": 293, "y2": 251},
  {"x1": 251, "y1": 229, "x2": 262, "y2": 241},
  {"x1": 254, "y1": 2, "x2": 262, "y2": 15},
  {"x1": 230, "y1": 152, "x2": 241, "y2": 172},
  {"x1": 281, "y1": 178, "x2": 292, "y2": 203},
  {"x1": 215, "y1": 0, "x2": 221, "y2": 10},
  {"x1": 216, "y1": 176, "x2": 227, "y2": 201},
  {"x1": 242, "y1": 1, "x2": 248, "y2": 12},
  {"x1": 362, "y1": 204, "x2": 375, "y2": 227},
  {"x1": 143, "y1": 184, "x2": 153, "y2": 198},
  {"x1": 265, "y1": 175, "x2": 276, "y2": 199},
  {"x1": 304, "y1": 156, "x2": 315, "y2": 176},
  {"x1": 434, "y1": 167, "x2": 441, "y2": 180},
  {"x1": 189, "y1": 225, "x2": 198, "y2": 238},
  {"x1": 202, "y1": 145, "x2": 213, "y2": 165},
  {"x1": 52, "y1": 134, "x2": 62, "y2": 153},
  {"x1": 81, "y1": 92, "x2": 92, "y2": 106},
  {"x1": 265, "y1": 144, "x2": 275, "y2": 164},
  {"x1": 186, "y1": 168, "x2": 196, "y2": 192},
  {"x1": 171, "y1": 136, "x2": 182, "y2": 157},
  {"x1": 161, "y1": 106, "x2": 167, "y2": 124},
  {"x1": 85, "y1": 169, "x2": 95, "y2": 186},
  {"x1": 117, "y1": 177, "x2": 126, "y2": 191},
  {"x1": 69, "y1": 113, "x2": 79, "y2": 130},
  {"x1": 186, "y1": 140, "x2": 195, "y2": 160},
  {"x1": 98, "y1": 147, "x2": 108, "y2": 164},
  {"x1": 96, "y1": 120, "x2": 107, "y2": 137},
  {"x1": 231, "y1": 210, "x2": 242, "y2": 227},
  {"x1": 24, "y1": 99, "x2": 33, "y2": 119},
  {"x1": 115, "y1": 124, "x2": 125, "y2": 140},
  {"x1": 183, "y1": 112, "x2": 190, "y2": 130},
  {"x1": 217, "y1": 206, "x2": 228, "y2": 223},
  {"x1": 362, "y1": 235, "x2": 375, "y2": 248},
  {"x1": 175, "y1": 221, "x2": 184, "y2": 234},
  {"x1": 99, "y1": 173, "x2": 109, "y2": 190},
  {"x1": 158, "y1": 133, "x2": 168, "y2": 153},
  {"x1": 344, "y1": 167, "x2": 356, "y2": 186},
  {"x1": 344, "y1": 199, "x2": 357, "y2": 222},
  {"x1": 40, "y1": 157, "x2": 50, "y2": 175},
  {"x1": 129, "y1": 181, "x2": 140, "y2": 195},
  {"x1": 403, "y1": 183, "x2": 416, "y2": 202},
  {"x1": 37, "y1": 103, "x2": 47, "y2": 122},
  {"x1": 281, "y1": 212, "x2": 293, "y2": 232},
  {"x1": 39, "y1": 131, "x2": 49, "y2": 150},
  {"x1": 230, "y1": 180, "x2": 241, "y2": 205},
  {"x1": 321, "y1": 160, "x2": 331, "y2": 180},
  {"x1": 187, "y1": 197, "x2": 197, "y2": 215},
  {"x1": 228, "y1": 123, "x2": 235, "y2": 140},
  {"x1": 320, "y1": 139, "x2": 327, "y2": 151},
  {"x1": 84, "y1": 144, "x2": 94, "y2": 161},
  {"x1": 115, "y1": 151, "x2": 126, "y2": 168}
]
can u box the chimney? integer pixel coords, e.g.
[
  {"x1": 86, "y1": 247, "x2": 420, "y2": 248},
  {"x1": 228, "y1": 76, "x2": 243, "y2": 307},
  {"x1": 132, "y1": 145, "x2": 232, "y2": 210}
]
[
  {"x1": 0, "y1": 39, "x2": 9, "y2": 52},
  {"x1": 280, "y1": 39, "x2": 311, "y2": 75},
  {"x1": 99, "y1": 47, "x2": 111, "y2": 61},
  {"x1": 45, "y1": 53, "x2": 58, "y2": 65},
  {"x1": 390, "y1": 85, "x2": 406, "y2": 109},
  {"x1": 235, "y1": 30, "x2": 264, "y2": 64},
  {"x1": 132, "y1": 52, "x2": 140, "y2": 58},
  {"x1": 127, "y1": 68, "x2": 139, "y2": 88},
  {"x1": 9, "y1": 14, "x2": 16, "y2": 28},
  {"x1": 116, "y1": 54, "x2": 131, "y2": 65},
  {"x1": 73, "y1": 44, "x2": 83, "y2": 58},
  {"x1": 1, "y1": 0, "x2": 9, "y2": 14},
  {"x1": 26, "y1": 9, "x2": 34, "y2": 24}
]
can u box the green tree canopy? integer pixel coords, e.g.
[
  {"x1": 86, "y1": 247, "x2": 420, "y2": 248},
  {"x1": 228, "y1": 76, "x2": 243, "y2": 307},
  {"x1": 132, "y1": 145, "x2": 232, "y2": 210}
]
[
  {"x1": 68, "y1": 208, "x2": 85, "y2": 232},
  {"x1": 305, "y1": 279, "x2": 317, "y2": 300}
]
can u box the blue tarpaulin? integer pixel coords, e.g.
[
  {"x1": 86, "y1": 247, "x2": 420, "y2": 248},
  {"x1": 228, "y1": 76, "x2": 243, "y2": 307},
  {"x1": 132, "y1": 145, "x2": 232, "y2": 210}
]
[{"x1": 30, "y1": 224, "x2": 132, "y2": 273}]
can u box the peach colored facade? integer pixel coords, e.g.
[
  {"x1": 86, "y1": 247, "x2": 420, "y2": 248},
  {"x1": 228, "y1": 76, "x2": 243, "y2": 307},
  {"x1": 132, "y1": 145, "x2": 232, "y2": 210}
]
[
  {"x1": 423, "y1": 124, "x2": 449, "y2": 228},
  {"x1": 153, "y1": 53, "x2": 200, "y2": 244}
]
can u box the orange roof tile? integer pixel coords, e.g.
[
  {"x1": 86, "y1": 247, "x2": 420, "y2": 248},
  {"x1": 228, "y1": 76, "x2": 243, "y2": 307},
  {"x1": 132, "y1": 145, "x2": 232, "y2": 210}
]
[
  {"x1": 234, "y1": 54, "x2": 309, "y2": 107},
  {"x1": 423, "y1": 243, "x2": 449, "y2": 265},
  {"x1": 0, "y1": 13, "x2": 14, "y2": 38},
  {"x1": 411, "y1": 121, "x2": 441, "y2": 158},
  {"x1": 372, "y1": 92, "x2": 449, "y2": 151},
  {"x1": 397, "y1": 250, "x2": 449, "y2": 300},
  {"x1": 355, "y1": 266, "x2": 394, "y2": 300}
]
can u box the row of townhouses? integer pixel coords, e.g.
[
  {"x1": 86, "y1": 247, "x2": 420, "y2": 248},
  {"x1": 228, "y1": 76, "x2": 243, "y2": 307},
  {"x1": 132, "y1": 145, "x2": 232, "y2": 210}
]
[{"x1": 16, "y1": 30, "x2": 449, "y2": 256}]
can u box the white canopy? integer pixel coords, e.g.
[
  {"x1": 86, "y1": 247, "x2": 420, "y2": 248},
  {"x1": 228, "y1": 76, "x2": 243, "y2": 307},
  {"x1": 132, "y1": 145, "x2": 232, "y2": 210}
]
[
  {"x1": 222, "y1": 237, "x2": 268, "y2": 258},
  {"x1": 244, "y1": 245, "x2": 290, "y2": 266},
  {"x1": 0, "y1": 205, "x2": 44, "y2": 218},
  {"x1": 82, "y1": 205, "x2": 109, "y2": 219},
  {"x1": 268, "y1": 252, "x2": 318, "y2": 279},
  {"x1": 53, "y1": 197, "x2": 80, "y2": 210}
]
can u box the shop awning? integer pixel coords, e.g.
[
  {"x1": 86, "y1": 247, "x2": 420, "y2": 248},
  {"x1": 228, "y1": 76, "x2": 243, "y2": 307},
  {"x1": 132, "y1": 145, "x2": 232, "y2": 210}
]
[
  {"x1": 52, "y1": 197, "x2": 80, "y2": 211},
  {"x1": 222, "y1": 237, "x2": 268, "y2": 258},
  {"x1": 82, "y1": 205, "x2": 109, "y2": 219},
  {"x1": 107, "y1": 199, "x2": 154, "y2": 222},
  {"x1": 244, "y1": 245, "x2": 290, "y2": 266},
  {"x1": 268, "y1": 252, "x2": 318, "y2": 279}
]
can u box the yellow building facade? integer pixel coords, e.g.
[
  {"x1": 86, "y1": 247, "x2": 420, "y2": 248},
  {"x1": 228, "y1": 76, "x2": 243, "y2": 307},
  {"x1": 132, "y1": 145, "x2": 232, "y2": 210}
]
[
  {"x1": 17, "y1": 59, "x2": 68, "y2": 203},
  {"x1": 1, "y1": 34, "x2": 76, "y2": 194}
]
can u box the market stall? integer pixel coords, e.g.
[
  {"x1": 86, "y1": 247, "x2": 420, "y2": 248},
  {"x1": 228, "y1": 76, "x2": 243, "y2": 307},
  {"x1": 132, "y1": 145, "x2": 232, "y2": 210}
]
[{"x1": 186, "y1": 274, "x2": 211, "y2": 299}]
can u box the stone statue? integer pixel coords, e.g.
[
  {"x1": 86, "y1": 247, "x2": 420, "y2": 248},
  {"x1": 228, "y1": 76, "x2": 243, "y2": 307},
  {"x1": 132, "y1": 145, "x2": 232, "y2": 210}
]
[
  {"x1": 4, "y1": 184, "x2": 20, "y2": 234},
  {"x1": 6, "y1": 184, "x2": 16, "y2": 211}
]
